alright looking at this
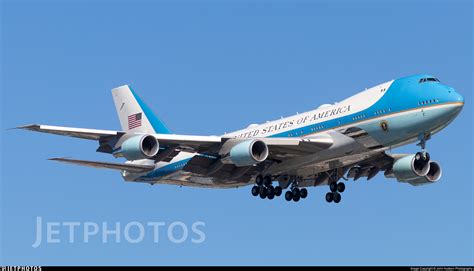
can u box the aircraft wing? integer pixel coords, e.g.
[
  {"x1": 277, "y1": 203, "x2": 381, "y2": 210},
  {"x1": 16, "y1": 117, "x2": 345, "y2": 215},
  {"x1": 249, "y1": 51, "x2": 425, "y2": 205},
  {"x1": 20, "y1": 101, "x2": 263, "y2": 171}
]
[
  {"x1": 17, "y1": 124, "x2": 335, "y2": 159},
  {"x1": 17, "y1": 124, "x2": 120, "y2": 140},
  {"x1": 49, "y1": 157, "x2": 155, "y2": 173}
]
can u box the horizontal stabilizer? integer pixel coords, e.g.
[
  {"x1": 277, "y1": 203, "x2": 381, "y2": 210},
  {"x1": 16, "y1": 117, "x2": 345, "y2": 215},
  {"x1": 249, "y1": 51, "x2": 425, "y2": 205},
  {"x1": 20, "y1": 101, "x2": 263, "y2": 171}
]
[{"x1": 49, "y1": 158, "x2": 155, "y2": 173}]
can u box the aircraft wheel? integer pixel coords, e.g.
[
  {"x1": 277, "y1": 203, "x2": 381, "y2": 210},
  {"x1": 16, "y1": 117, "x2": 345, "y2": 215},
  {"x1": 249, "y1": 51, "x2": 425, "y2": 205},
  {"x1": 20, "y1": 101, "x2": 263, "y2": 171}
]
[
  {"x1": 285, "y1": 191, "x2": 293, "y2": 201},
  {"x1": 267, "y1": 186, "x2": 275, "y2": 196},
  {"x1": 337, "y1": 182, "x2": 345, "y2": 193},
  {"x1": 251, "y1": 186, "x2": 259, "y2": 196},
  {"x1": 263, "y1": 175, "x2": 272, "y2": 187},
  {"x1": 329, "y1": 182, "x2": 338, "y2": 192},
  {"x1": 293, "y1": 193, "x2": 300, "y2": 202},
  {"x1": 274, "y1": 186, "x2": 282, "y2": 197},
  {"x1": 325, "y1": 192, "x2": 334, "y2": 203},
  {"x1": 292, "y1": 188, "x2": 300, "y2": 198},
  {"x1": 300, "y1": 188, "x2": 308, "y2": 199},
  {"x1": 333, "y1": 192, "x2": 341, "y2": 203},
  {"x1": 267, "y1": 191, "x2": 275, "y2": 200},
  {"x1": 256, "y1": 175, "x2": 264, "y2": 186},
  {"x1": 259, "y1": 188, "x2": 267, "y2": 199}
]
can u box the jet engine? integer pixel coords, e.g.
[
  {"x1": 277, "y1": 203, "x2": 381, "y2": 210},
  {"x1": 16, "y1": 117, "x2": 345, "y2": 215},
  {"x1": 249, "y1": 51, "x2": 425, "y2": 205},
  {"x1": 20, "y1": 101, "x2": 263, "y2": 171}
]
[
  {"x1": 405, "y1": 161, "x2": 442, "y2": 186},
  {"x1": 226, "y1": 139, "x2": 269, "y2": 167},
  {"x1": 117, "y1": 134, "x2": 159, "y2": 160},
  {"x1": 386, "y1": 152, "x2": 442, "y2": 186}
]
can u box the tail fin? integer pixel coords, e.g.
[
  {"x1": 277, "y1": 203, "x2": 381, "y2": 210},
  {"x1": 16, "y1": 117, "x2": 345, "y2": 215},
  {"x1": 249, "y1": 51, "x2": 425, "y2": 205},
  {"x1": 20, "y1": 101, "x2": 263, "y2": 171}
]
[{"x1": 112, "y1": 85, "x2": 172, "y2": 134}]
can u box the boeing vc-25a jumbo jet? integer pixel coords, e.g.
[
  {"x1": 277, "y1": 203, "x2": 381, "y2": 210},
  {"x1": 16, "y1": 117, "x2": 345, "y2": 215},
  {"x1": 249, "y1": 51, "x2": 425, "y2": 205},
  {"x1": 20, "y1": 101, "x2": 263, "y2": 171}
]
[{"x1": 19, "y1": 74, "x2": 464, "y2": 203}]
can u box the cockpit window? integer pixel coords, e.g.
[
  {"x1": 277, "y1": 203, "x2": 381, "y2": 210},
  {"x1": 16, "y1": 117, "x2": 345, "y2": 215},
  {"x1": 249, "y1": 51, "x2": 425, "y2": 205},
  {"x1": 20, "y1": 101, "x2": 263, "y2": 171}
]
[{"x1": 419, "y1": 77, "x2": 440, "y2": 83}]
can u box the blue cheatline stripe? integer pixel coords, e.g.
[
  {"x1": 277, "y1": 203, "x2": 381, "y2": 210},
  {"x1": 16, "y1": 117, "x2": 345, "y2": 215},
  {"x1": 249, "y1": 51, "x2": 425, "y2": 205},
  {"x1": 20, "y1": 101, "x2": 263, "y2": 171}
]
[
  {"x1": 139, "y1": 158, "x2": 193, "y2": 180},
  {"x1": 129, "y1": 87, "x2": 172, "y2": 134}
]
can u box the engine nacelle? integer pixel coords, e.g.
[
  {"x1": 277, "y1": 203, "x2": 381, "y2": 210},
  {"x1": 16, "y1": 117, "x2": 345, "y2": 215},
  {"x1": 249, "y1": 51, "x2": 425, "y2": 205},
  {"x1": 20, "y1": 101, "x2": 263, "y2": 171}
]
[
  {"x1": 391, "y1": 152, "x2": 431, "y2": 181},
  {"x1": 118, "y1": 134, "x2": 159, "y2": 160},
  {"x1": 228, "y1": 139, "x2": 269, "y2": 167},
  {"x1": 406, "y1": 161, "x2": 442, "y2": 186}
]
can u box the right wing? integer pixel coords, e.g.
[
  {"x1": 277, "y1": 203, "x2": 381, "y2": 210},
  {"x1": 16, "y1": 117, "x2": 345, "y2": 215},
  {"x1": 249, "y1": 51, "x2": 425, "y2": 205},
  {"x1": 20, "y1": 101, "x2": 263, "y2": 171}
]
[{"x1": 17, "y1": 123, "x2": 336, "y2": 159}]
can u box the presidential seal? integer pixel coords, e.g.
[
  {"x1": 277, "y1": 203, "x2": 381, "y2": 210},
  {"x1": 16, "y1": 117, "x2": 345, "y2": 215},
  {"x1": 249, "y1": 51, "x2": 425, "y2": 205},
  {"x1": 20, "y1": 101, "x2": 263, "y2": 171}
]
[{"x1": 380, "y1": 120, "x2": 389, "y2": 132}]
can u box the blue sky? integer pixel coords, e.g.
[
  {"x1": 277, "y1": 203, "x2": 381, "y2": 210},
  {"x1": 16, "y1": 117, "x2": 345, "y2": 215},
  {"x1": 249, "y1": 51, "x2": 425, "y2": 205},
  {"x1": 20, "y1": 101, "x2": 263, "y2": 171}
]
[{"x1": 1, "y1": 0, "x2": 472, "y2": 266}]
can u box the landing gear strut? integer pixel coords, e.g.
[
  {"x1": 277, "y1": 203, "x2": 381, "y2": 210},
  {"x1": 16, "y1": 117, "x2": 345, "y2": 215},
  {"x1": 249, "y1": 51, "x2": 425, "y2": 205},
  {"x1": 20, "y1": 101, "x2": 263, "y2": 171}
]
[
  {"x1": 251, "y1": 175, "x2": 282, "y2": 200},
  {"x1": 416, "y1": 132, "x2": 431, "y2": 160}
]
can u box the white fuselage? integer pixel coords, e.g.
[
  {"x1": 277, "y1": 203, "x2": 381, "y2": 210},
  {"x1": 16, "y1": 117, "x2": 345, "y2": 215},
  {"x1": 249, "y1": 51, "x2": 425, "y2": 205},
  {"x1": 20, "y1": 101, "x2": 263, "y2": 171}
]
[{"x1": 129, "y1": 77, "x2": 463, "y2": 188}]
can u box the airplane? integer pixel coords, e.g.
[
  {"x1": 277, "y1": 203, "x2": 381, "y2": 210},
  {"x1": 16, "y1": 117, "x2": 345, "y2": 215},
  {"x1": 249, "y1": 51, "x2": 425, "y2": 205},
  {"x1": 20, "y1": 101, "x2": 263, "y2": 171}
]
[{"x1": 18, "y1": 74, "x2": 464, "y2": 203}]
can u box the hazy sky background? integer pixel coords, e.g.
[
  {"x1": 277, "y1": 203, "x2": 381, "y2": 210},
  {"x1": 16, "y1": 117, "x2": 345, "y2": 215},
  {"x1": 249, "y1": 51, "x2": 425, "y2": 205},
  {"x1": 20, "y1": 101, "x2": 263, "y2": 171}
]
[{"x1": 1, "y1": 0, "x2": 473, "y2": 265}]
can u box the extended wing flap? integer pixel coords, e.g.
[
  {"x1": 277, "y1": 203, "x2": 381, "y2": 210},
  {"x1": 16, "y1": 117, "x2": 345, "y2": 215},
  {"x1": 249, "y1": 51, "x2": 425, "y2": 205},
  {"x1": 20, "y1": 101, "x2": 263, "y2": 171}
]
[{"x1": 49, "y1": 157, "x2": 155, "y2": 173}]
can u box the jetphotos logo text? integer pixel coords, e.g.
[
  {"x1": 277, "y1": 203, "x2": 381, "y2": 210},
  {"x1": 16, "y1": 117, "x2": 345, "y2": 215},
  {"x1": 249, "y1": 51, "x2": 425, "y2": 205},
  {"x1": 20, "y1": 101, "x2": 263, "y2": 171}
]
[{"x1": 32, "y1": 216, "x2": 206, "y2": 248}]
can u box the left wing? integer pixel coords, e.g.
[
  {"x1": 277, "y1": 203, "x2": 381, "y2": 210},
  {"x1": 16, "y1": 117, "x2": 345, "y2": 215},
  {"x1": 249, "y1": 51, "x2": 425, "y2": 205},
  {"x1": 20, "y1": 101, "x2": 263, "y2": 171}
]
[{"x1": 49, "y1": 157, "x2": 155, "y2": 173}]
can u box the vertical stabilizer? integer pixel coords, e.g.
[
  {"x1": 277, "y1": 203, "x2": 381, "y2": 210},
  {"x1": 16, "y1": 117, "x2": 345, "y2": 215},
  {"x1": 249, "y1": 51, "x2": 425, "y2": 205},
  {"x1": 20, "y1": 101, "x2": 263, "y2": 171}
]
[{"x1": 111, "y1": 85, "x2": 172, "y2": 134}]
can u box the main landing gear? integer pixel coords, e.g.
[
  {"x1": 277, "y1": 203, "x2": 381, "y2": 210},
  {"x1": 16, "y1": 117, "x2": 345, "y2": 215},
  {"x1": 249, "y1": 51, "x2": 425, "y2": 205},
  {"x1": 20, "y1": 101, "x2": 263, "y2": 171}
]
[
  {"x1": 325, "y1": 181, "x2": 345, "y2": 204},
  {"x1": 251, "y1": 175, "x2": 282, "y2": 200},
  {"x1": 284, "y1": 178, "x2": 308, "y2": 202},
  {"x1": 251, "y1": 175, "x2": 309, "y2": 202}
]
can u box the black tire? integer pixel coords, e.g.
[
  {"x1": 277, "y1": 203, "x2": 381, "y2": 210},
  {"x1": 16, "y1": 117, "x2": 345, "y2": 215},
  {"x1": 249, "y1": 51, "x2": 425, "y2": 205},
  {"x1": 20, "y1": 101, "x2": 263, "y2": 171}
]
[
  {"x1": 300, "y1": 188, "x2": 308, "y2": 199},
  {"x1": 267, "y1": 187, "x2": 275, "y2": 200},
  {"x1": 263, "y1": 175, "x2": 272, "y2": 187},
  {"x1": 274, "y1": 186, "x2": 282, "y2": 197},
  {"x1": 337, "y1": 182, "x2": 345, "y2": 193},
  {"x1": 415, "y1": 152, "x2": 422, "y2": 161},
  {"x1": 293, "y1": 193, "x2": 300, "y2": 202},
  {"x1": 251, "y1": 186, "x2": 259, "y2": 196},
  {"x1": 292, "y1": 188, "x2": 301, "y2": 198},
  {"x1": 259, "y1": 188, "x2": 267, "y2": 199},
  {"x1": 285, "y1": 191, "x2": 293, "y2": 201},
  {"x1": 267, "y1": 186, "x2": 275, "y2": 195},
  {"x1": 416, "y1": 151, "x2": 430, "y2": 162},
  {"x1": 333, "y1": 192, "x2": 341, "y2": 203},
  {"x1": 325, "y1": 192, "x2": 334, "y2": 203},
  {"x1": 329, "y1": 182, "x2": 338, "y2": 192},
  {"x1": 256, "y1": 175, "x2": 264, "y2": 186}
]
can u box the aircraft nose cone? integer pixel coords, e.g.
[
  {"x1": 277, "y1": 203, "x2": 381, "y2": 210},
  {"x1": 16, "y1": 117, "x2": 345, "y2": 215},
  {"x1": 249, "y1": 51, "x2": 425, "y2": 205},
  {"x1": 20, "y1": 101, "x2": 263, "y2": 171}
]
[
  {"x1": 446, "y1": 86, "x2": 464, "y2": 106},
  {"x1": 445, "y1": 89, "x2": 464, "y2": 120},
  {"x1": 455, "y1": 92, "x2": 464, "y2": 104}
]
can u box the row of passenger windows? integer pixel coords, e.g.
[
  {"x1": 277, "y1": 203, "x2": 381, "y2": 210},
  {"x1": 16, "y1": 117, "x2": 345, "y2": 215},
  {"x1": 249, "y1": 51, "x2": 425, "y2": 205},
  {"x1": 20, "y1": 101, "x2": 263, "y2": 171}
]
[
  {"x1": 419, "y1": 77, "x2": 440, "y2": 83},
  {"x1": 174, "y1": 162, "x2": 186, "y2": 169},
  {"x1": 418, "y1": 99, "x2": 439, "y2": 106},
  {"x1": 310, "y1": 125, "x2": 324, "y2": 132},
  {"x1": 353, "y1": 114, "x2": 366, "y2": 120},
  {"x1": 288, "y1": 130, "x2": 305, "y2": 137},
  {"x1": 374, "y1": 108, "x2": 391, "y2": 115}
]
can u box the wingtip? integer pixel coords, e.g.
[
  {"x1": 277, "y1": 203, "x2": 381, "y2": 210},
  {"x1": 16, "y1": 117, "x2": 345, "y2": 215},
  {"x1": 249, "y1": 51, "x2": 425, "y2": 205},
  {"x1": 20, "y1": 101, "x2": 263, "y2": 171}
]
[
  {"x1": 48, "y1": 157, "x2": 72, "y2": 161},
  {"x1": 15, "y1": 124, "x2": 40, "y2": 130},
  {"x1": 6, "y1": 124, "x2": 39, "y2": 131}
]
